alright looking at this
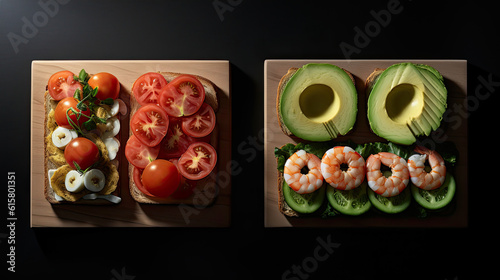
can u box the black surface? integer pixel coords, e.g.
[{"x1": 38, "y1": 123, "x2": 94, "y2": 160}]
[{"x1": 0, "y1": 0, "x2": 496, "y2": 279}]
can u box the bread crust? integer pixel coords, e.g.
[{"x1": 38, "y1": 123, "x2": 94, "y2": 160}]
[
  {"x1": 364, "y1": 68, "x2": 385, "y2": 96},
  {"x1": 128, "y1": 72, "x2": 220, "y2": 206}
]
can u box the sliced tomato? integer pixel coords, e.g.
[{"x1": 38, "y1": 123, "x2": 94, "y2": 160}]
[
  {"x1": 178, "y1": 142, "x2": 217, "y2": 180},
  {"x1": 48, "y1": 71, "x2": 83, "y2": 100},
  {"x1": 88, "y1": 72, "x2": 120, "y2": 100},
  {"x1": 54, "y1": 97, "x2": 91, "y2": 129},
  {"x1": 158, "y1": 117, "x2": 195, "y2": 159},
  {"x1": 131, "y1": 104, "x2": 169, "y2": 147},
  {"x1": 125, "y1": 134, "x2": 160, "y2": 169},
  {"x1": 169, "y1": 159, "x2": 197, "y2": 199},
  {"x1": 133, "y1": 167, "x2": 155, "y2": 197},
  {"x1": 132, "y1": 72, "x2": 168, "y2": 106},
  {"x1": 181, "y1": 103, "x2": 216, "y2": 138},
  {"x1": 159, "y1": 74, "x2": 205, "y2": 117}
]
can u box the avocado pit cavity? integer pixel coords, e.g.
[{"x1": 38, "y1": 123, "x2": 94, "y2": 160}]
[
  {"x1": 385, "y1": 83, "x2": 423, "y2": 124},
  {"x1": 299, "y1": 84, "x2": 338, "y2": 123}
]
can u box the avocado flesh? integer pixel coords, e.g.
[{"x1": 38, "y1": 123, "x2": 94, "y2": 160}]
[
  {"x1": 279, "y1": 63, "x2": 357, "y2": 141},
  {"x1": 367, "y1": 63, "x2": 447, "y2": 145}
]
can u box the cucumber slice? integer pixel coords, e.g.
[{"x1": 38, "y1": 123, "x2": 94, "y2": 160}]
[
  {"x1": 326, "y1": 182, "x2": 371, "y2": 216},
  {"x1": 368, "y1": 185, "x2": 411, "y2": 214},
  {"x1": 411, "y1": 173, "x2": 456, "y2": 210},
  {"x1": 283, "y1": 181, "x2": 325, "y2": 214}
]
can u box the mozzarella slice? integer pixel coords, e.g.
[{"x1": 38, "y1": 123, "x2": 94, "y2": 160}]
[
  {"x1": 65, "y1": 170, "x2": 85, "y2": 193},
  {"x1": 109, "y1": 99, "x2": 120, "y2": 116},
  {"x1": 103, "y1": 136, "x2": 120, "y2": 160},
  {"x1": 84, "y1": 169, "x2": 106, "y2": 192},
  {"x1": 109, "y1": 99, "x2": 128, "y2": 117},
  {"x1": 99, "y1": 117, "x2": 120, "y2": 138},
  {"x1": 52, "y1": 127, "x2": 78, "y2": 149}
]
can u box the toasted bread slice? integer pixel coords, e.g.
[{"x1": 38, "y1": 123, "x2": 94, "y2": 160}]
[
  {"x1": 43, "y1": 91, "x2": 122, "y2": 204},
  {"x1": 276, "y1": 66, "x2": 356, "y2": 138},
  {"x1": 128, "y1": 72, "x2": 220, "y2": 206},
  {"x1": 364, "y1": 68, "x2": 385, "y2": 96}
]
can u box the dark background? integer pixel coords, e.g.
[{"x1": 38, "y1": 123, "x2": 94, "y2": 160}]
[{"x1": 0, "y1": 0, "x2": 496, "y2": 279}]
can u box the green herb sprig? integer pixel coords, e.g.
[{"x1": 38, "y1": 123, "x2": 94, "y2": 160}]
[{"x1": 66, "y1": 69, "x2": 113, "y2": 134}]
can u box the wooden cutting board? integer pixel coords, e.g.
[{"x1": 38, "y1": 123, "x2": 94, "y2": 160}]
[
  {"x1": 264, "y1": 59, "x2": 468, "y2": 227},
  {"x1": 31, "y1": 60, "x2": 231, "y2": 227}
]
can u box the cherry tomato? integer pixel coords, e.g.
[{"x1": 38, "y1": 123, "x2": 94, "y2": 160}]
[
  {"x1": 142, "y1": 159, "x2": 180, "y2": 198},
  {"x1": 48, "y1": 71, "x2": 83, "y2": 101},
  {"x1": 178, "y1": 142, "x2": 217, "y2": 180},
  {"x1": 182, "y1": 103, "x2": 216, "y2": 138},
  {"x1": 133, "y1": 167, "x2": 155, "y2": 197},
  {"x1": 132, "y1": 72, "x2": 168, "y2": 106},
  {"x1": 131, "y1": 104, "x2": 169, "y2": 147},
  {"x1": 125, "y1": 135, "x2": 160, "y2": 169},
  {"x1": 158, "y1": 117, "x2": 195, "y2": 159},
  {"x1": 54, "y1": 97, "x2": 91, "y2": 129},
  {"x1": 88, "y1": 72, "x2": 121, "y2": 100},
  {"x1": 64, "y1": 137, "x2": 100, "y2": 170},
  {"x1": 159, "y1": 74, "x2": 205, "y2": 117}
]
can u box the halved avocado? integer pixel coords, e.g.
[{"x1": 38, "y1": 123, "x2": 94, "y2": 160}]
[
  {"x1": 367, "y1": 63, "x2": 447, "y2": 145},
  {"x1": 278, "y1": 63, "x2": 357, "y2": 141}
]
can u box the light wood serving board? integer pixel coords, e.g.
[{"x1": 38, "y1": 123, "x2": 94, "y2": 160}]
[
  {"x1": 264, "y1": 59, "x2": 468, "y2": 228},
  {"x1": 31, "y1": 60, "x2": 231, "y2": 227}
]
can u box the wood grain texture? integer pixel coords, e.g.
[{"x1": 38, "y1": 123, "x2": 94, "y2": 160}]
[
  {"x1": 31, "y1": 60, "x2": 231, "y2": 227},
  {"x1": 264, "y1": 59, "x2": 468, "y2": 228}
]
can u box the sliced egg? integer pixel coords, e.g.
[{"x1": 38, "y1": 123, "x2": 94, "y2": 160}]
[
  {"x1": 84, "y1": 169, "x2": 106, "y2": 192},
  {"x1": 65, "y1": 170, "x2": 85, "y2": 193},
  {"x1": 52, "y1": 127, "x2": 78, "y2": 149},
  {"x1": 103, "y1": 136, "x2": 120, "y2": 160}
]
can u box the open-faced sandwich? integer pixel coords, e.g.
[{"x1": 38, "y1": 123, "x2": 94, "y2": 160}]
[
  {"x1": 44, "y1": 69, "x2": 127, "y2": 204},
  {"x1": 126, "y1": 71, "x2": 220, "y2": 205},
  {"x1": 274, "y1": 63, "x2": 457, "y2": 218}
]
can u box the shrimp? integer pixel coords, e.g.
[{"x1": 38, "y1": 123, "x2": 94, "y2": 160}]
[
  {"x1": 408, "y1": 146, "x2": 446, "y2": 190},
  {"x1": 320, "y1": 146, "x2": 365, "y2": 191},
  {"x1": 283, "y1": 150, "x2": 324, "y2": 194},
  {"x1": 366, "y1": 152, "x2": 409, "y2": 197}
]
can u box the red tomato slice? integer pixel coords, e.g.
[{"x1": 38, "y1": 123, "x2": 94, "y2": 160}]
[
  {"x1": 88, "y1": 72, "x2": 120, "y2": 100},
  {"x1": 64, "y1": 137, "x2": 100, "y2": 170},
  {"x1": 169, "y1": 159, "x2": 197, "y2": 199},
  {"x1": 132, "y1": 72, "x2": 168, "y2": 106},
  {"x1": 131, "y1": 104, "x2": 169, "y2": 147},
  {"x1": 133, "y1": 167, "x2": 155, "y2": 197},
  {"x1": 159, "y1": 74, "x2": 205, "y2": 117},
  {"x1": 178, "y1": 142, "x2": 217, "y2": 180},
  {"x1": 125, "y1": 134, "x2": 160, "y2": 169},
  {"x1": 181, "y1": 103, "x2": 216, "y2": 138},
  {"x1": 48, "y1": 71, "x2": 83, "y2": 101},
  {"x1": 158, "y1": 117, "x2": 195, "y2": 159}
]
